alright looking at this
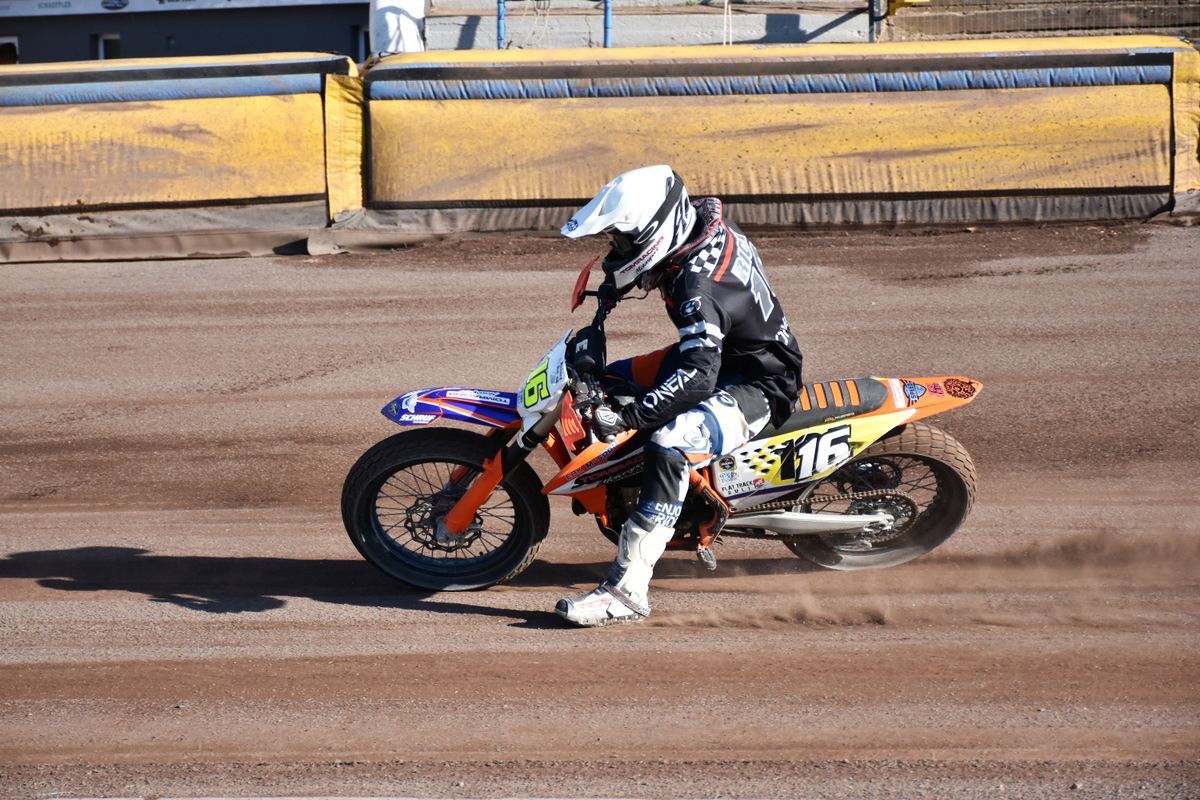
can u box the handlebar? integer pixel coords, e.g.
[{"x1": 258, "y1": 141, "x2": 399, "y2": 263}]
[{"x1": 565, "y1": 287, "x2": 622, "y2": 440}]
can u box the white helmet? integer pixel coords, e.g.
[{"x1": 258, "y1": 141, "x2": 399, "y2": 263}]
[{"x1": 561, "y1": 165, "x2": 697, "y2": 292}]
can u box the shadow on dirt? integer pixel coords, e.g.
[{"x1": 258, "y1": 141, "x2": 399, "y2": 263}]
[{"x1": 0, "y1": 546, "x2": 815, "y2": 626}]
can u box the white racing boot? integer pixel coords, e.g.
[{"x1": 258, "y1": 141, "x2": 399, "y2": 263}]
[{"x1": 556, "y1": 515, "x2": 673, "y2": 627}]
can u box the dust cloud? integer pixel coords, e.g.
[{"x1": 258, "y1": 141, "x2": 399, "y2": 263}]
[{"x1": 650, "y1": 529, "x2": 1199, "y2": 630}]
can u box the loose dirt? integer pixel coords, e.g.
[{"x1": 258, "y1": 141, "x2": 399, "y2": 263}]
[{"x1": 1, "y1": 223, "x2": 1197, "y2": 798}]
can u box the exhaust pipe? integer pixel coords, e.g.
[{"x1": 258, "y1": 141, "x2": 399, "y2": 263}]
[{"x1": 725, "y1": 510, "x2": 893, "y2": 536}]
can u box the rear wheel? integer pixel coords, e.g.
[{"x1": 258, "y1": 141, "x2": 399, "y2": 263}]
[
  {"x1": 783, "y1": 422, "x2": 976, "y2": 570},
  {"x1": 342, "y1": 428, "x2": 550, "y2": 590}
]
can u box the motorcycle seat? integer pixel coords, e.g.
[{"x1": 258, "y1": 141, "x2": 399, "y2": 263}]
[{"x1": 758, "y1": 377, "x2": 889, "y2": 438}]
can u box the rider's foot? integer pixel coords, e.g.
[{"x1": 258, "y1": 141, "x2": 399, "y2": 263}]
[{"x1": 555, "y1": 584, "x2": 649, "y2": 627}]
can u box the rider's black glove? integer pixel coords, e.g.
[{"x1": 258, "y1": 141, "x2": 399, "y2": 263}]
[
  {"x1": 591, "y1": 404, "x2": 629, "y2": 442},
  {"x1": 570, "y1": 324, "x2": 605, "y2": 378}
]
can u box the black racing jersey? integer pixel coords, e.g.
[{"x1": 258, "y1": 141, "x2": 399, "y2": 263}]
[{"x1": 620, "y1": 198, "x2": 803, "y2": 430}]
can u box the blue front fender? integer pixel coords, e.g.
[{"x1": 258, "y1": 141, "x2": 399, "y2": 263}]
[{"x1": 383, "y1": 387, "x2": 521, "y2": 429}]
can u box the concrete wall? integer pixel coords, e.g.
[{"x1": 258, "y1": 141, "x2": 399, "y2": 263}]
[{"x1": 426, "y1": 0, "x2": 870, "y2": 50}]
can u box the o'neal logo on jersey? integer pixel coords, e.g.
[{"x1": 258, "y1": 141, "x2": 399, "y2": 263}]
[{"x1": 640, "y1": 368, "x2": 698, "y2": 410}]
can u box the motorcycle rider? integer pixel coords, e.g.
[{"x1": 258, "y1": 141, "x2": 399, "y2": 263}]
[{"x1": 555, "y1": 164, "x2": 804, "y2": 627}]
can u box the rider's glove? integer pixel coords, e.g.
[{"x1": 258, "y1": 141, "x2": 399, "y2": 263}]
[{"x1": 591, "y1": 404, "x2": 629, "y2": 442}]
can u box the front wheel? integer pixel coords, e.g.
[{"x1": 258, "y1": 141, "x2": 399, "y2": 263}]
[
  {"x1": 341, "y1": 428, "x2": 550, "y2": 591},
  {"x1": 783, "y1": 422, "x2": 977, "y2": 570}
]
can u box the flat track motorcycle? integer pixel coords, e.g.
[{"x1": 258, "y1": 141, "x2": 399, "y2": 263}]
[{"x1": 342, "y1": 263, "x2": 982, "y2": 591}]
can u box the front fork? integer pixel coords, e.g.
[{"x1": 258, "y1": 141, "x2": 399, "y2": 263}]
[{"x1": 439, "y1": 397, "x2": 566, "y2": 537}]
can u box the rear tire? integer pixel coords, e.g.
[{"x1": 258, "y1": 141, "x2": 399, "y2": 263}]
[
  {"x1": 341, "y1": 428, "x2": 550, "y2": 591},
  {"x1": 783, "y1": 422, "x2": 976, "y2": 570}
]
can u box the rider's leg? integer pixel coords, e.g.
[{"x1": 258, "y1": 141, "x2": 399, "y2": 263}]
[{"x1": 556, "y1": 386, "x2": 769, "y2": 627}]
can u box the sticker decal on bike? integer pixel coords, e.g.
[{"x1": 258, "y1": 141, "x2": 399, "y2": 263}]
[
  {"x1": 559, "y1": 440, "x2": 625, "y2": 483},
  {"x1": 446, "y1": 389, "x2": 514, "y2": 407},
  {"x1": 943, "y1": 377, "x2": 977, "y2": 399},
  {"x1": 902, "y1": 379, "x2": 926, "y2": 406},
  {"x1": 523, "y1": 361, "x2": 551, "y2": 408},
  {"x1": 382, "y1": 387, "x2": 521, "y2": 430},
  {"x1": 928, "y1": 381, "x2": 945, "y2": 397},
  {"x1": 746, "y1": 425, "x2": 853, "y2": 484},
  {"x1": 724, "y1": 478, "x2": 765, "y2": 495},
  {"x1": 573, "y1": 453, "x2": 645, "y2": 486}
]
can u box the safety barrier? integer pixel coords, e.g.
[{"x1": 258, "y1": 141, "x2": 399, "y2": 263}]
[
  {"x1": 1, "y1": 38, "x2": 1196, "y2": 261},
  {"x1": 356, "y1": 35, "x2": 1199, "y2": 234},
  {"x1": 0, "y1": 52, "x2": 361, "y2": 262}
]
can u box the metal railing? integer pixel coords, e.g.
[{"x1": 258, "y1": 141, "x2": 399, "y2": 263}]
[{"x1": 497, "y1": 0, "x2": 615, "y2": 48}]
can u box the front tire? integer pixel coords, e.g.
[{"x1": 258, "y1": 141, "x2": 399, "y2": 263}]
[
  {"x1": 783, "y1": 422, "x2": 977, "y2": 570},
  {"x1": 341, "y1": 428, "x2": 550, "y2": 591}
]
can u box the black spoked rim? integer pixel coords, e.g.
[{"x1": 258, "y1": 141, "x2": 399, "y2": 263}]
[
  {"x1": 370, "y1": 459, "x2": 521, "y2": 576},
  {"x1": 804, "y1": 454, "x2": 955, "y2": 554}
]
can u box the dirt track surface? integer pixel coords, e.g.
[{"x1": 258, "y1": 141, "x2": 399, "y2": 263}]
[{"x1": 1, "y1": 223, "x2": 1198, "y2": 798}]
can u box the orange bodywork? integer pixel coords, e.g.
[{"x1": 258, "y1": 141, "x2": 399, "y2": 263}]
[
  {"x1": 442, "y1": 374, "x2": 981, "y2": 537},
  {"x1": 870, "y1": 376, "x2": 983, "y2": 423}
]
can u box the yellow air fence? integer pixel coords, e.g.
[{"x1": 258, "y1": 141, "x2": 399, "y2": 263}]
[
  {"x1": 0, "y1": 52, "x2": 361, "y2": 262},
  {"x1": 1, "y1": 37, "x2": 1196, "y2": 261},
  {"x1": 356, "y1": 35, "x2": 1198, "y2": 235}
]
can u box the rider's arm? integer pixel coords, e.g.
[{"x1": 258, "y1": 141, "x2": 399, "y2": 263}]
[{"x1": 620, "y1": 274, "x2": 727, "y2": 430}]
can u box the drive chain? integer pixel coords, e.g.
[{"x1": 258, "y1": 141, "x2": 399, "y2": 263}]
[{"x1": 736, "y1": 488, "x2": 915, "y2": 514}]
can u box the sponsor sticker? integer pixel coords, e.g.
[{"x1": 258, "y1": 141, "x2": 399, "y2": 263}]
[
  {"x1": 680, "y1": 296, "x2": 703, "y2": 317},
  {"x1": 574, "y1": 455, "x2": 644, "y2": 486},
  {"x1": 718, "y1": 455, "x2": 736, "y2": 471},
  {"x1": 564, "y1": 218, "x2": 579, "y2": 233},
  {"x1": 561, "y1": 441, "x2": 624, "y2": 482},
  {"x1": 901, "y1": 379, "x2": 927, "y2": 406},
  {"x1": 398, "y1": 413, "x2": 437, "y2": 424},
  {"x1": 445, "y1": 389, "x2": 513, "y2": 406},
  {"x1": 943, "y1": 378, "x2": 977, "y2": 399},
  {"x1": 723, "y1": 479, "x2": 764, "y2": 495},
  {"x1": 928, "y1": 381, "x2": 945, "y2": 397}
]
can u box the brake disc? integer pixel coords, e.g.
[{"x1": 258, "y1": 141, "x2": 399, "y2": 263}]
[{"x1": 404, "y1": 491, "x2": 483, "y2": 553}]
